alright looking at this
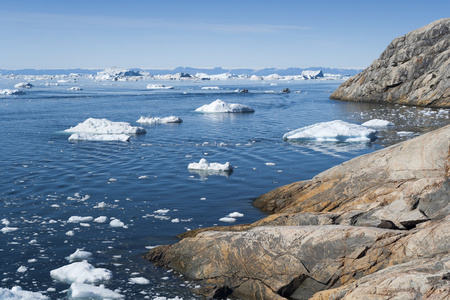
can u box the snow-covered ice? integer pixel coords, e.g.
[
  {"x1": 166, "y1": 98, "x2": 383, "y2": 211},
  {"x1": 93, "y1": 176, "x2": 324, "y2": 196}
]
[
  {"x1": 201, "y1": 86, "x2": 220, "y2": 90},
  {"x1": 128, "y1": 277, "x2": 150, "y2": 284},
  {"x1": 0, "y1": 286, "x2": 49, "y2": 300},
  {"x1": 188, "y1": 158, "x2": 233, "y2": 172},
  {"x1": 93, "y1": 216, "x2": 108, "y2": 223},
  {"x1": 1, "y1": 226, "x2": 19, "y2": 233},
  {"x1": 109, "y1": 219, "x2": 125, "y2": 228},
  {"x1": 14, "y1": 82, "x2": 33, "y2": 89},
  {"x1": 397, "y1": 131, "x2": 415, "y2": 136},
  {"x1": 68, "y1": 249, "x2": 93, "y2": 262},
  {"x1": 146, "y1": 84, "x2": 174, "y2": 89},
  {"x1": 50, "y1": 261, "x2": 112, "y2": 284},
  {"x1": 362, "y1": 119, "x2": 394, "y2": 127},
  {"x1": 68, "y1": 283, "x2": 124, "y2": 299},
  {"x1": 227, "y1": 212, "x2": 244, "y2": 218},
  {"x1": 0, "y1": 89, "x2": 26, "y2": 95},
  {"x1": 219, "y1": 217, "x2": 236, "y2": 223},
  {"x1": 136, "y1": 115, "x2": 183, "y2": 124},
  {"x1": 283, "y1": 120, "x2": 378, "y2": 142},
  {"x1": 65, "y1": 118, "x2": 146, "y2": 135},
  {"x1": 68, "y1": 87, "x2": 83, "y2": 91},
  {"x1": 67, "y1": 216, "x2": 94, "y2": 223},
  {"x1": 195, "y1": 99, "x2": 255, "y2": 113},
  {"x1": 68, "y1": 133, "x2": 131, "y2": 142}
]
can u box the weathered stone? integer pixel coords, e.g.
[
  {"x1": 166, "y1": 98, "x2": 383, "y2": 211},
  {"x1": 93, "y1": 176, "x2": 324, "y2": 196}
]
[{"x1": 330, "y1": 18, "x2": 450, "y2": 108}]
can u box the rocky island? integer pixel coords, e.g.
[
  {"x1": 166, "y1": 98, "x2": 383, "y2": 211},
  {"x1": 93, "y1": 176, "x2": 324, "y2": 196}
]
[
  {"x1": 330, "y1": 18, "x2": 449, "y2": 108},
  {"x1": 145, "y1": 19, "x2": 450, "y2": 299}
]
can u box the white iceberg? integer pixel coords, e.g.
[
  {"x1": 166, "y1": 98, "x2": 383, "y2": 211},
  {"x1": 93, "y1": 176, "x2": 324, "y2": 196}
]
[
  {"x1": 188, "y1": 158, "x2": 233, "y2": 172},
  {"x1": 146, "y1": 84, "x2": 174, "y2": 89},
  {"x1": 201, "y1": 86, "x2": 220, "y2": 90},
  {"x1": 283, "y1": 120, "x2": 378, "y2": 142},
  {"x1": 0, "y1": 89, "x2": 26, "y2": 95},
  {"x1": 136, "y1": 115, "x2": 183, "y2": 124},
  {"x1": 50, "y1": 261, "x2": 112, "y2": 284},
  {"x1": 219, "y1": 217, "x2": 236, "y2": 223},
  {"x1": 68, "y1": 249, "x2": 93, "y2": 262},
  {"x1": 362, "y1": 119, "x2": 395, "y2": 127},
  {"x1": 109, "y1": 219, "x2": 125, "y2": 228},
  {"x1": 68, "y1": 133, "x2": 131, "y2": 142},
  {"x1": 65, "y1": 118, "x2": 146, "y2": 135},
  {"x1": 67, "y1": 216, "x2": 93, "y2": 223},
  {"x1": 128, "y1": 277, "x2": 150, "y2": 284},
  {"x1": 14, "y1": 82, "x2": 34, "y2": 89},
  {"x1": 0, "y1": 286, "x2": 49, "y2": 300},
  {"x1": 195, "y1": 99, "x2": 255, "y2": 113},
  {"x1": 68, "y1": 87, "x2": 83, "y2": 91},
  {"x1": 68, "y1": 283, "x2": 124, "y2": 299}
]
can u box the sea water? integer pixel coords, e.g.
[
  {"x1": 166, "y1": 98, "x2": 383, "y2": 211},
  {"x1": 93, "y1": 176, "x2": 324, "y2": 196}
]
[{"x1": 0, "y1": 77, "x2": 449, "y2": 299}]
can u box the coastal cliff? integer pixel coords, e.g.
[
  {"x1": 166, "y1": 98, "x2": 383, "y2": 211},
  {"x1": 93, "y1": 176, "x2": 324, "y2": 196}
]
[
  {"x1": 145, "y1": 125, "x2": 450, "y2": 299},
  {"x1": 330, "y1": 18, "x2": 450, "y2": 108}
]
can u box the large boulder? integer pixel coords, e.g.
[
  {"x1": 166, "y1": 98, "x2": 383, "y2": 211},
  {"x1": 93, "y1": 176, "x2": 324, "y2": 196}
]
[{"x1": 330, "y1": 18, "x2": 450, "y2": 108}]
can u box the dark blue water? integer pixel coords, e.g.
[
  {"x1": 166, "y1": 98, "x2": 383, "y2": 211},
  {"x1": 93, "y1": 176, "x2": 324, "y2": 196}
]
[{"x1": 1, "y1": 78, "x2": 448, "y2": 299}]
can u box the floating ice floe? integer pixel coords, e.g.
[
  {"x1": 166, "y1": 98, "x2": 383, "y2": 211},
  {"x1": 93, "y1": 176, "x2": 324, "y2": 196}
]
[
  {"x1": 50, "y1": 261, "x2": 112, "y2": 284},
  {"x1": 397, "y1": 131, "x2": 416, "y2": 136},
  {"x1": 146, "y1": 84, "x2": 174, "y2": 89},
  {"x1": 68, "y1": 87, "x2": 83, "y2": 91},
  {"x1": 188, "y1": 158, "x2": 233, "y2": 172},
  {"x1": 68, "y1": 283, "x2": 124, "y2": 299},
  {"x1": 201, "y1": 86, "x2": 220, "y2": 90},
  {"x1": 227, "y1": 212, "x2": 244, "y2": 218},
  {"x1": 68, "y1": 249, "x2": 93, "y2": 262},
  {"x1": 68, "y1": 133, "x2": 131, "y2": 142},
  {"x1": 0, "y1": 286, "x2": 49, "y2": 300},
  {"x1": 14, "y1": 82, "x2": 33, "y2": 89},
  {"x1": 109, "y1": 219, "x2": 125, "y2": 228},
  {"x1": 219, "y1": 217, "x2": 236, "y2": 223},
  {"x1": 128, "y1": 277, "x2": 150, "y2": 284},
  {"x1": 283, "y1": 120, "x2": 378, "y2": 142},
  {"x1": 65, "y1": 118, "x2": 146, "y2": 135},
  {"x1": 1, "y1": 226, "x2": 19, "y2": 233},
  {"x1": 362, "y1": 119, "x2": 395, "y2": 127},
  {"x1": 67, "y1": 216, "x2": 94, "y2": 223},
  {"x1": 136, "y1": 115, "x2": 183, "y2": 124},
  {"x1": 195, "y1": 99, "x2": 255, "y2": 113},
  {"x1": 0, "y1": 89, "x2": 26, "y2": 95}
]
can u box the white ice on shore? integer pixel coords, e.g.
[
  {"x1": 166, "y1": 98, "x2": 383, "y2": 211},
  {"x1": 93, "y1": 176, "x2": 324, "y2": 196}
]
[
  {"x1": 188, "y1": 158, "x2": 233, "y2": 172},
  {"x1": 362, "y1": 119, "x2": 395, "y2": 127},
  {"x1": 0, "y1": 89, "x2": 26, "y2": 95},
  {"x1": 14, "y1": 82, "x2": 33, "y2": 89},
  {"x1": 50, "y1": 261, "x2": 112, "y2": 284},
  {"x1": 65, "y1": 118, "x2": 146, "y2": 135},
  {"x1": 195, "y1": 99, "x2": 255, "y2": 113},
  {"x1": 283, "y1": 120, "x2": 378, "y2": 142},
  {"x1": 68, "y1": 133, "x2": 131, "y2": 142},
  {"x1": 0, "y1": 286, "x2": 49, "y2": 300},
  {"x1": 146, "y1": 84, "x2": 174, "y2": 89},
  {"x1": 68, "y1": 283, "x2": 124, "y2": 299},
  {"x1": 136, "y1": 115, "x2": 183, "y2": 124},
  {"x1": 68, "y1": 249, "x2": 93, "y2": 262}
]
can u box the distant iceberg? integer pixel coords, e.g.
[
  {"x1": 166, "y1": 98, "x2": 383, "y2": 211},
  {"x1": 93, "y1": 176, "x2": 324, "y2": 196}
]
[
  {"x1": 146, "y1": 84, "x2": 174, "y2": 90},
  {"x1": 195, "y1": 99, "x2": 255, "y2": 113},
  {"x1": 188, "y1": 158, "x2": 233, "y2": 172},
  {"x1": 0, "y1": 89, "x2": 26, "y2": 95},
  {"x1": 14, "y1": 82, "x2": 34, "y2": 89},
  {"x1": 68, "y1": 87, "x2": 83, "y2": 91},
  {"x1": 136, "y1": 115, "x2": 182, "y2": 124},
  {"x1": 283, "y1": 120, "x2": 378, "y2": 142},
  {"x1": 68, "y1": 133, "x2": 131, "y2": 142},
  {"x1": 201, "y1": 86, "x2": 220, "y2": 90},
  {"x1": 65, "y1": 118, "x2": 146, "y2": 135},
  {"x1": 362, "y1": 119, "x2": 394, "y2": 127},
  {"x1": 95, "y1": 67, "x2": 144, "y2": 81}
]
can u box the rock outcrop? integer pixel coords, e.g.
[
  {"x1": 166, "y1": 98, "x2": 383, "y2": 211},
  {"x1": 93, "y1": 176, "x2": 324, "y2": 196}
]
[
  {"x1": 145, "y1": 124, "x2": 450, "y2": 299},
  {"x1": 330, "y1": 18, "x2": 450, "y2": 108}
]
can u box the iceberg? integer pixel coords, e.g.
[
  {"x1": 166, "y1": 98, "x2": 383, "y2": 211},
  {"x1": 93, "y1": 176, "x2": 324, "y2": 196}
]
[
  {"x1": 136, "y1": 115, "x2": 182, "y2": 124},
  {"x1": 362, "y1": 119, "x2": 395, "y2": 127},
  {"x1": 188, "y1": 158, "x2": 233, "y2": 172},
  {"x1": 0, "y1": 286, "x2": 49, "y2": 300},
  {"x1": 146, "y1": 84, "x2": 174, "y2": 89},
  {"x1": 14, "y1": 82, "x2": 34, "y2": 89},
  {"x1": 68, "y1": 283, "x2": 124, "y2": 299},
  {"x1": 68, "y1": 133, "x2": 131, "y2": 142},
  {"x1": 50, "y1": 261, "x2": 112, "y2": 284},
  {"x1": 68, "y1": 87, "x2": 83, "y2": 91},
  {"x1": 0, "y1": 89, "x2": 26, "y2": 95},
  {"x1": 195, "y1": 99, "x2": 255, "y2": 113},
  {"x1": 68, "y1": 249, "x2": 93, "y2": 262},
  {"x1": 65, "y1": 118, "x2": 146, "y2": 135},
  {"x1": 283, "y1": 120, "x2": 378, "y2": 142},
  {"x1": 201, "y1": 86, "x2": 220, "y2": 90}
]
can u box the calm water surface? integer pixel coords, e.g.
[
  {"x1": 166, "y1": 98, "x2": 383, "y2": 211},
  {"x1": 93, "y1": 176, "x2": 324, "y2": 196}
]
[{"x1": 1, "y1": 78, "x2": 449, "y2": 299}]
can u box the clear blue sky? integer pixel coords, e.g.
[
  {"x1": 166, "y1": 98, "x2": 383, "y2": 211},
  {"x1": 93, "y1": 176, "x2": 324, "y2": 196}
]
[{"x1": 1, "y1": 0, "x2": 448, "y2": 70}]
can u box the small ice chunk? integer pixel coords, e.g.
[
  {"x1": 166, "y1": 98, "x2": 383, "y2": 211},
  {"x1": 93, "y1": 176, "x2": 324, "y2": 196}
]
[
  {"x1": 362, "y1": 119, "x2": 394, "y2": 127},
  {"x1": 397, "y1": 131, "x2": 415, "y2": 136},
  {"x1": 128, "y1": 277, "x2": 150, "y2": 284},
  {"x1": 265, "y1": 162, "x2": 276, "y2": 166},
  {"x1": 68, "y1": 87, "x2": 83, "y2": 91},
  {"x1": 136, "y1": 115, "x2": 182, "y2": 124},
  {"x1": 171, "y1": 218, "x2": 180, "y2": 223},
  {"x1": 68, "y1": 283, "x2": 124, "y2": 299},
  {"x1": 109, "y1": 219, "x2": 125, "y2": 228},
  {"x1": 146, "y1": 84, "x2": 174, "y2": 89},
  {"x1": 227, "y1": 212, "x2": 244, "y2": 218},
  {"x1": 0, "y1": 89, "x2": 26, "y2": 95},
  {"x1": 68, "y1": 133, "x2": 131, "y2": 142},
  {"x1": 1, "y1": 227, "x2": 19, "y2": 233},
  {"x1": 14, "y1": 82, "x2": 34, "y2": 89},
  {"x1": 188, "y1": 158, "x2": 233, "y2": 172},
  {"x1": 93, "y1": 216, "x2": 108, "y2": 223},
  {"x1": 1, "y1": 218, "x2": 10, "y2": 226},
  {"x1": 283, "y1": 120, "x2": 377, "y2": 142},
  {"x1": 17, "y1": 266, "x2": 28, "y2": 273},
  {"x1": 50, "y1": 261, "x2": 112, "y2": 284},
  {"x1": 201, "y1": 86, "x2": 220, "y2": 90},
  {"x1": 0, "y1": 286, "x2": 49, "y2": 299},
  {"x1": 65, "y1": 118, "x2": 146, "y2": 135},
  {"x1": 219, "y1": 217, "x2": 236, "y2": 223},
  {"x1": 67, "y1": 216, "x2": 93, "y2": 223},
  {"x1": 66, "y1": 230, "x2": 75, "y2": 236},
  {"x1": 68, "y1": 249, "x2": 93, "y2": 262},
  {"x1": 195, "y1": 99, "x2": 254, "y2": 113},
  {"x1": 154, "y1": 209, "x2": 170, "y2": 214}
]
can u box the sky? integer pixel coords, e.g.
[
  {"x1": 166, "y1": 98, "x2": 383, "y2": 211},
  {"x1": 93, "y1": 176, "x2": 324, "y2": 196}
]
[{"x1": 0, "y1": 0, "x2": 448, "y2": 70}]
